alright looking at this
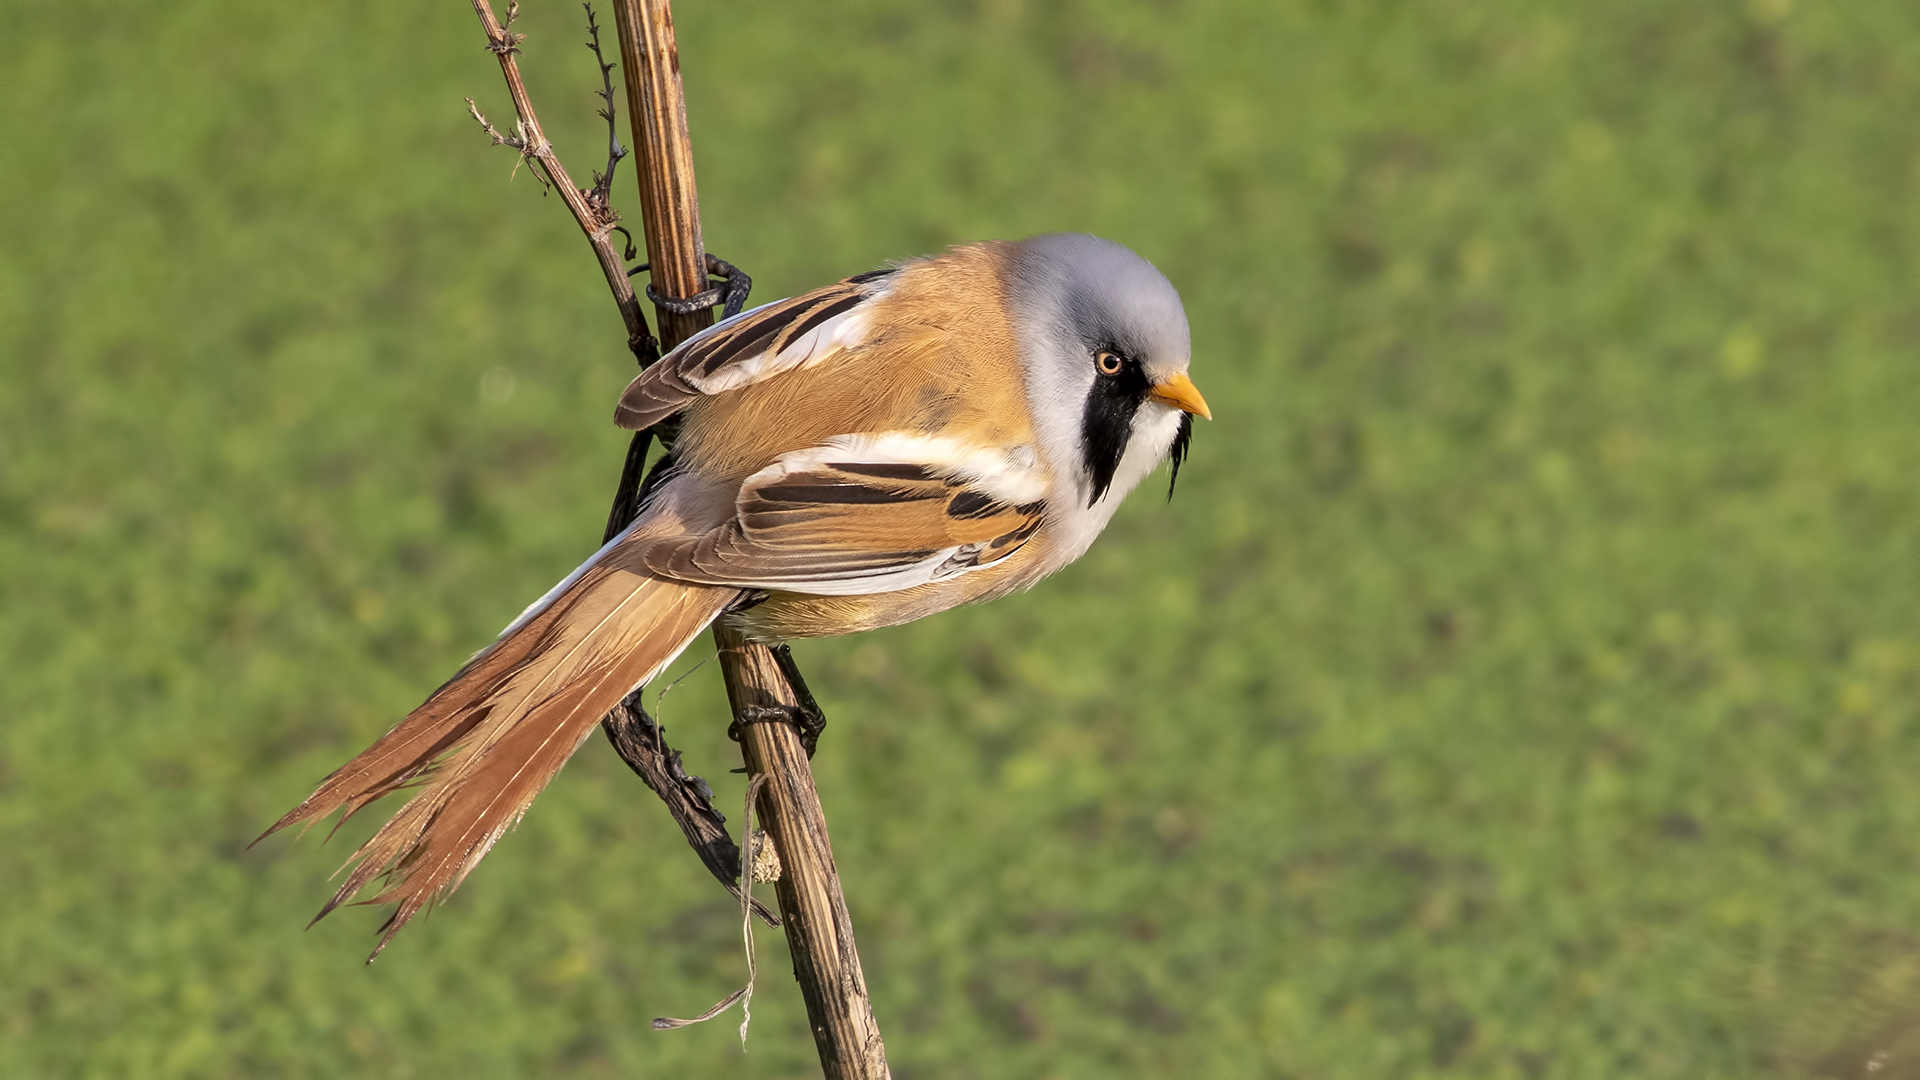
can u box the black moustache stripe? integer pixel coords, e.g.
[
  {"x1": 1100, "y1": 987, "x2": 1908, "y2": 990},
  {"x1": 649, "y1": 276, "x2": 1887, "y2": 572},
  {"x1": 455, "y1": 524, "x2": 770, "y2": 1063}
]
[
  {"x1": 1080, "y1": 359, "x2": 1150, "y2": 506},
  {"x1": 1167, "y1": 412, "x2": 1193, "y2": 502}
]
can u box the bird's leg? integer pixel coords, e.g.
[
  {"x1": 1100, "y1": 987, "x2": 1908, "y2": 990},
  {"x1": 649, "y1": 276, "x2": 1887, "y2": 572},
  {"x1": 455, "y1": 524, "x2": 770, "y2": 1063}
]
[
  {"x1": 725, "y1": 644, "x2": 828, "y2": 758},
  {"x1": 772, "y1": 643, "x2": 828, "y2": 755}
]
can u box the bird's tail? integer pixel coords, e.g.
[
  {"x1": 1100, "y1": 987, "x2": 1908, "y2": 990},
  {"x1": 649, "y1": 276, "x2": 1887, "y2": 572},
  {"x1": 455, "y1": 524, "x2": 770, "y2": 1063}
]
[{"x1": 262, "y1": 545, "x2": 738, "y2": 958}]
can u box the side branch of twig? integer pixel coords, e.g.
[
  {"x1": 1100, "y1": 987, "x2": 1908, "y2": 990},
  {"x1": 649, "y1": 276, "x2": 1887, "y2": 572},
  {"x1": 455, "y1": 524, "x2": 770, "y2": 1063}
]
[
  {"x1": 583, "y1": 4, "x2": 629, "y2": 220},
  {"x1": 467, "y1": 0, "x2": 654, "y2": 365}
]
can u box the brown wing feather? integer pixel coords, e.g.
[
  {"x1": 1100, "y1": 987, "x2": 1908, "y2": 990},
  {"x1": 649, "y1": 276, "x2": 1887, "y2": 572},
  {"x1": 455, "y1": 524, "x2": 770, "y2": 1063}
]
[
  {"x1": 643, "y1": 459, "x2": 1043, "y2": 589},
  {"x1": 613, "y1": 272, "x2": 892, "y2": 433},
  {"x1": 263, "y1": 554, "x2": 738, "y2": 959}
]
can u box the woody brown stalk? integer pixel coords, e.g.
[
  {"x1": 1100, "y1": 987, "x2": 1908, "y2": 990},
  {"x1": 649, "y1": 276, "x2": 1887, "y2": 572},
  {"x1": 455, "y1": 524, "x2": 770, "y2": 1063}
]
[
  {"x1": 605, "y1": 0, "x2": 710, "y2": 351},
  {"x1": 606, "y1": 2, "x2": 891, "y2": 1076},
  {"x1": 713, "y1": 624, "x2": 890, "y2": 1075}
]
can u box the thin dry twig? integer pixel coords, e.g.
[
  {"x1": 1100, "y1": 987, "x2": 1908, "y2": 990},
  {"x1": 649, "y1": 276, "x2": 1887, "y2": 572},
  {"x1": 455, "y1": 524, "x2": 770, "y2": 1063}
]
[{"x1": 466, "y1": 0, "x2": 653, "y2": 363}]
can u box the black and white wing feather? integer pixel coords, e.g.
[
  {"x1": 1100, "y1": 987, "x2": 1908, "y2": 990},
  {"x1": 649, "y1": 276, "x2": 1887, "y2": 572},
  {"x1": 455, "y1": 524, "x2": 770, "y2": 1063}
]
[
  {"x1": 642, "y1": 433, "x2": 1047, "y2": 595},
  {"x1": 614, "y1": 269, "x2": 898, "y2": 432}
]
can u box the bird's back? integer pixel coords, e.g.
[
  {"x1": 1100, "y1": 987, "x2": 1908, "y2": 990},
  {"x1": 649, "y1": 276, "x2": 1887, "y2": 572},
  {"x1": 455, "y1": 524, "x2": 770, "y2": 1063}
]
[{"x1": 672, "y1": 242, "x2": 1039, "y2": 486}]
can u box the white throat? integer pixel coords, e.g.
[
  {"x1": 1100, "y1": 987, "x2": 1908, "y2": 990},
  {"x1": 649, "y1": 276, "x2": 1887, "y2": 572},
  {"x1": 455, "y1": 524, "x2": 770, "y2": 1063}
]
[{"x1": 1032, "y1": 402, "x2": 1183, "y2": 575}]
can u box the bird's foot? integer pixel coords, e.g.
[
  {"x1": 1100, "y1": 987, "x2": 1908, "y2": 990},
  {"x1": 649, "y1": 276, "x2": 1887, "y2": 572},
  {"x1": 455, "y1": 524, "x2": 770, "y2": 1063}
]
[
  {"x1": 628, "y1": 252, "x2": 753, "y2": 318},
  {"x1": 725, "y1": 644, "x2": 827, "y2": 757},
  {"x1": 727, "y1": 702, "x2": 827, "y2": 759}
]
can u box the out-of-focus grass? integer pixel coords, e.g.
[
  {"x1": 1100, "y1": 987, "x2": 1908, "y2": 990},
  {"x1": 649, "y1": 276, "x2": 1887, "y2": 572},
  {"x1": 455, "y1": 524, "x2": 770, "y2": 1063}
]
[{"x1": 5, "y1": 1, "x2": 1920, "y2": 1076}]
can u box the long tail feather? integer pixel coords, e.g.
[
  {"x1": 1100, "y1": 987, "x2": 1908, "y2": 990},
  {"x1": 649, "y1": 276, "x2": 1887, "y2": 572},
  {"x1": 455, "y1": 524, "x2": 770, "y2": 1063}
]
[{"x1": 263, "y1": 550, "x2": 738, "y2": 958}]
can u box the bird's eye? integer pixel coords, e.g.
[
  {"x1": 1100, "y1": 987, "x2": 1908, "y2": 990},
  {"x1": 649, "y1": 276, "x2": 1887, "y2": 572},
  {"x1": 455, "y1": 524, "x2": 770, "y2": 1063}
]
[{"x1": 1095, "y1": 351, "x2": 1124, "y2": 376}]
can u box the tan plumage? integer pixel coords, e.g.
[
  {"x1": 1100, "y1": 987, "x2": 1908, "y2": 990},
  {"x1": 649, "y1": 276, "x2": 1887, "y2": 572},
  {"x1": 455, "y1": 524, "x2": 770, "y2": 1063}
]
[
  {"x1": 268, "y1": 235, "x2": 1206, "y2": 955},
  {"x1": 643, "y1": 243, "x2": 1031, "y2": 481},
  {"x1": 644, "y1": 457, "x2": 1043, "y2": 587}
]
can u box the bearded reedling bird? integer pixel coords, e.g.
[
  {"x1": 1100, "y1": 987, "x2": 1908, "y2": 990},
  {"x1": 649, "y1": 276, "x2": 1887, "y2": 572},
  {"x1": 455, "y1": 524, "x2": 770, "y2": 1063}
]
[{"x1": 265, "y1": 233, "x2": 1211, "y2": 954}]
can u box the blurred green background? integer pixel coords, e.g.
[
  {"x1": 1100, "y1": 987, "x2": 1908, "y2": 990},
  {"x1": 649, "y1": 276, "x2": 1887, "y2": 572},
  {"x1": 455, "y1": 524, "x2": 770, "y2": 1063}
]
[{"x1": 5, "y1": 0, "x2": 1919, "y2": 1075}]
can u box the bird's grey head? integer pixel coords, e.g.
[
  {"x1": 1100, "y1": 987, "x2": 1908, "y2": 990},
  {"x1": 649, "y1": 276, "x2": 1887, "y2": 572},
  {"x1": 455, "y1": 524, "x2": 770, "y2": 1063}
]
[{"x1": 1007, "y1": 233, "x2": 1206, "y2": 507}]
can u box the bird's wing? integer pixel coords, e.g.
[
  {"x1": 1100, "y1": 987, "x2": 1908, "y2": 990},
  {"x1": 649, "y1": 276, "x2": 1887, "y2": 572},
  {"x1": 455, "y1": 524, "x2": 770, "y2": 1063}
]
[
  {"x1": 638, "y1": 433, "x2": 1048, "y2": 595},
  {"x1": 614, "y1": 268, "x2": 899, "y2": 432}
]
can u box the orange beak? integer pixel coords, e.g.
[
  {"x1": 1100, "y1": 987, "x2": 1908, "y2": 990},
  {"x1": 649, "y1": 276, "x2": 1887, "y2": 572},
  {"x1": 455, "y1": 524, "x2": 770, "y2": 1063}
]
[{"x1": 1149, "y1": 372, "x2": 1212, "y2": 420}]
